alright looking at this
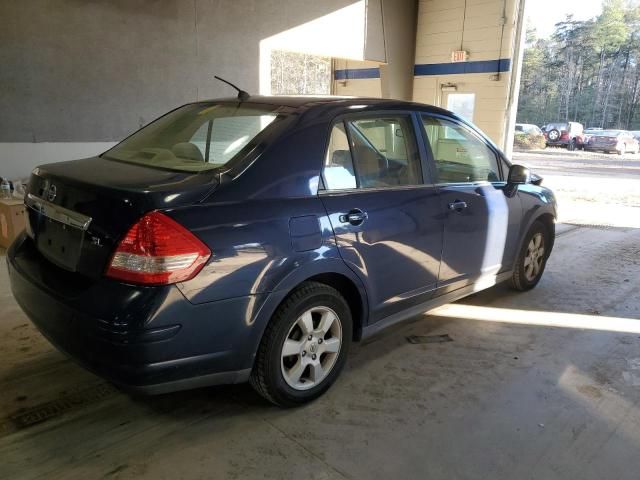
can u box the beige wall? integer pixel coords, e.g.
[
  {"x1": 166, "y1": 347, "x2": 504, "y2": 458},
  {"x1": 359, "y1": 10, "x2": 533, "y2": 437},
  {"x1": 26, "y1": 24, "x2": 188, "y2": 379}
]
[
  {"x1": 333, "y1": 0, "x2": 525, "y2": 152},
  {"x1": 415, "y1": 0, "x2": 516, "y2": 64},
  {"x1": 333, "y1": 59, "x2": 382, "y2": 97},
  {"x1": 333, "y1": 0, "x2": 417, "y2": 100},
  {"x1": 413, "y1": 0, "x2": 524, "y2": 149},
  {"x1": 413, "y1": 73, "x2": 511, "y2": 143}
]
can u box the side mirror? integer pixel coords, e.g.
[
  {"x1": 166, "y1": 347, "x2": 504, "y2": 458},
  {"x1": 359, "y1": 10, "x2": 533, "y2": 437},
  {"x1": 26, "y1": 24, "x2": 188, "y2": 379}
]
[{"x1": 508, "y1": 164, "x2": 530, "y2": 185}]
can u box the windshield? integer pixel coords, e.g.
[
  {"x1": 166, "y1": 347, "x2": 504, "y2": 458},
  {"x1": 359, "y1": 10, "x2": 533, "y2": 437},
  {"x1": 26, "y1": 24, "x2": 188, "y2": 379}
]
[{"x1": 103, "y1": 103, "x2": 285, "y2": 172}]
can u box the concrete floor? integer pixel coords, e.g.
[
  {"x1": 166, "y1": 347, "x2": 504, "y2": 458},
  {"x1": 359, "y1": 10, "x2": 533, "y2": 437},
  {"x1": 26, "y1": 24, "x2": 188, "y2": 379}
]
[{"x1": 1, "y1": 152, "x2": 640, "y2": 480}]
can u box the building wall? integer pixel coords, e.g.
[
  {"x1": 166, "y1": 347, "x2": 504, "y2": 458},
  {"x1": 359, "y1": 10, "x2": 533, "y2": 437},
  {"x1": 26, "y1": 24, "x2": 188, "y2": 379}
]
[
  {"x1": 1, "y1": 0, "x2": 523, "y2": 179},
  {"x1": 413, "y1": 0, "x2": 524, "y2": 150},
  {"x1": 0, "y1": 0, "x2": 360, "y2": 178},
  {"x1": 333, "y1": 0, "x2": 524, "y2": 152},
  {"x1": 333, "y1": 59, "x2": 382, "y2": 98},
  {"x1": 333, "y1": 0, "x2": 418, "y2": 101}
]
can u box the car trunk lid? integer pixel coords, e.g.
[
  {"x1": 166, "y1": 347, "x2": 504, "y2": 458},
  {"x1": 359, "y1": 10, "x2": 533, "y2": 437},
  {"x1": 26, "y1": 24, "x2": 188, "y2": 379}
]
[{"x1": 25, "y1": 156, "x2": 217, "y2": 279}]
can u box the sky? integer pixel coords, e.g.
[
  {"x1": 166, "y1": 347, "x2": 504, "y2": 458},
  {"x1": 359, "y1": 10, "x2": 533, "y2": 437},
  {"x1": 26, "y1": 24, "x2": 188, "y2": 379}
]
[{"x1": 525, "y1": 0, "x2": 604, "y2": 38}]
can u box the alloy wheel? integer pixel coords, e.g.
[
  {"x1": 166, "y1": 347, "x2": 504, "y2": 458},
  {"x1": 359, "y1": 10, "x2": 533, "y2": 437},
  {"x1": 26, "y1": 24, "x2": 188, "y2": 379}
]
[
  {"x1": 280, "y1": 306, "x2": 342, "y2": 391},
  {"x1": 524, "y1": 233, "x2": 545, "y2": 282}
]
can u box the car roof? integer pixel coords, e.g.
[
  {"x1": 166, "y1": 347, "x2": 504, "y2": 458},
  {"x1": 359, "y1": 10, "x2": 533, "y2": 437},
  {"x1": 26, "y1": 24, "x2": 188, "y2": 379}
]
[{"x1": 197, "y1": 95, "x2": 453, "y2": 116}]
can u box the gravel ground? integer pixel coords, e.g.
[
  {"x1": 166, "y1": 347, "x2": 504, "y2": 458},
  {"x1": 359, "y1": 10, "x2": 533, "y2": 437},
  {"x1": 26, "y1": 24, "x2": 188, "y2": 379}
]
[{"x1": 513, "y1": 149, "x2": 640, "y2": 227}]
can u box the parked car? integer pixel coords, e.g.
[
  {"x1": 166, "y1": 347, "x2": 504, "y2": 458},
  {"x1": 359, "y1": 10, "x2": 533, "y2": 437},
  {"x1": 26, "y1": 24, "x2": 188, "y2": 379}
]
[
  {"x1": 7, "y1": 96, "x2": 557, "y2": 407},
  {"x1": 583, "y1": 128, "x2": 603, "y2": 144},
  {"x1": 630, "y1": 130, "x2": 640, "y2": 142},
  {"x1": 515, "y1": 123, "x2": 543, "y2": 136},
  {"x1": 514, "y1": 123, "x2": 546, "y2": 150},
  {"x1": 583, "y1": 129, "x2": 640, "y2": 154},
  {"x1": 543, "y1": 121, "x2": 584, "y2": 150}
]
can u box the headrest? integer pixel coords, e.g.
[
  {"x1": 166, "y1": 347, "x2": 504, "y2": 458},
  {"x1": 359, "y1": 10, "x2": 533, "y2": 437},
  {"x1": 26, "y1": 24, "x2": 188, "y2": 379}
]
[{"x1": 172, "y1": 142, "x2": 204, "y2": 162}]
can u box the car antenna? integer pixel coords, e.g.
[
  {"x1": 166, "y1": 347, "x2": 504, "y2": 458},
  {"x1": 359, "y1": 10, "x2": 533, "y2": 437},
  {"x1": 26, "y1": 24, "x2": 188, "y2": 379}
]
[{"x1": 214, "y1": 76, "x2": 250, "y2": 102}]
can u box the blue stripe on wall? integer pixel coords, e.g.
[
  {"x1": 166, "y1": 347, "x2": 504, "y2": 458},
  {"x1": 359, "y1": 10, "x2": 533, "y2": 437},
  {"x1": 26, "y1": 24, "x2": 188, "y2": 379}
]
[
  {"x1": 334, "y1": 68, "x2": 381, "y2": 80},
  {"x1": 333, "y1": 59, "x2": 511, "y2": 81},
  {"x1": 414, "y1": 58, "x2": 511, "y2": 76}
]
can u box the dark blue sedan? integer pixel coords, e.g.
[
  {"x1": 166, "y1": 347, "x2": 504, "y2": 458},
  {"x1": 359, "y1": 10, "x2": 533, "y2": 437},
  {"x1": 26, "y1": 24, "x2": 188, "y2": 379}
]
[{"x1": 7, "y1": 96, "x2": 556, "y2": 406}]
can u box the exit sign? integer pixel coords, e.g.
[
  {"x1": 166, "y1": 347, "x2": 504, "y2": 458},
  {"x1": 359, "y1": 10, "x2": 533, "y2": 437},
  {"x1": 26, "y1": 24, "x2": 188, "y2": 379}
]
[{"x1": 451, "y1": 50, "x2": 468, "y2": 62}]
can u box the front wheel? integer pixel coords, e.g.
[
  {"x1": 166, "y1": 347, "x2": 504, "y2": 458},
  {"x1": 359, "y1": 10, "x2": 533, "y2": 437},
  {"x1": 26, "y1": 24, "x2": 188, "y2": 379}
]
[
  {"x1": 250, "y1": 282, "x2": 352, "y2": 407},
  {"x1": 510, "y1": 221, "x2": 550, "y2": 291}
]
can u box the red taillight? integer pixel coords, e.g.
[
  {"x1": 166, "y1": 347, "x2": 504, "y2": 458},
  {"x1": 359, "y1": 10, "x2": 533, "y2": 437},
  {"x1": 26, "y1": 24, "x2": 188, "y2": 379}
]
[
  {"x1": 560, "y1": 131, "x2": 569, "y2": 140},
  {"x1": 106, "y1": 211, "x2": 211, "y2": 285}
]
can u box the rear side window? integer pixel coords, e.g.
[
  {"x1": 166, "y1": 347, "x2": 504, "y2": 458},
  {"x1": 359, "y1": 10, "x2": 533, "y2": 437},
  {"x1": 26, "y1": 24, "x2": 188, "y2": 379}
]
[
  {"x1": 322, "y1": 116, "x2": 422, "y2": 190},
  {"x1": 546, "y1": 123, "x2": 568, "y2": 132},
  {"x1": 324, "y1": 123, "x2": 357, "y2": 190},
  {"x1": 422, "y1": 115, "x2": 500, "y2": 184},
  {"x1": 347, "y1": 116, "x2": 422, "y2": 188}
]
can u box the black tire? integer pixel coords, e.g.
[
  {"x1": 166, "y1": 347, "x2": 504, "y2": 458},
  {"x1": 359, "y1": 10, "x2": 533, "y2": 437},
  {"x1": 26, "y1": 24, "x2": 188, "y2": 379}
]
[
  {"x1": 510, "y1": 221, "x2": 551, "y2": 291},
  {"x1": 567, "y1": 139, "x2": 576, "y2": 151},
  {"x1": 250, "y1": 281, "x2": 352, "y2": 407}
]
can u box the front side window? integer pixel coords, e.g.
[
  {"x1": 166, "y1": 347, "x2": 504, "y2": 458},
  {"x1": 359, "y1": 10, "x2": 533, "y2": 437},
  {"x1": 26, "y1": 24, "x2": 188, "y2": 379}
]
[
  {"x1": 421, "y1": 115, "x2": 500, "y2": 184},
  {"x1": 103, "y1": 103, "x2": 284, "y2": 172},
  {"x1": 346, "y1": 116, "x2": 422, "y2": 188}
]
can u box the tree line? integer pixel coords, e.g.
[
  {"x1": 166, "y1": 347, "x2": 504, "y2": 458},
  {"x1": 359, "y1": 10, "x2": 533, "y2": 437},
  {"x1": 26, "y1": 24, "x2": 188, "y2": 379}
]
[{"x1": 517, "y1": 0, "x2": 640, "y2": 130}]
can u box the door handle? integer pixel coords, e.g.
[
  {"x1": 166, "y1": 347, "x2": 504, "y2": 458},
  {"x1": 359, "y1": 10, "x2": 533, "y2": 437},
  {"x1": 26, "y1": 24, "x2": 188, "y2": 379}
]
[
  {"x1": 339, "y1": 209, "x2": 368, "y2": 226},
  {"x1": 448, "y1": 200, "x2": 468, "y2": 212}
]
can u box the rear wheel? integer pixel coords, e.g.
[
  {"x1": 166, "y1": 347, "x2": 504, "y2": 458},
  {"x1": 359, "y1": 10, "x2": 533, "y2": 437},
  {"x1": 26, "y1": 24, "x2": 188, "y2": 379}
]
[
  {"x1": 510, "y1": 221, "x2": 550, "y2": 291},
  {"x1": 250, "y1": 282, "x2": 352, "y2": 407}
]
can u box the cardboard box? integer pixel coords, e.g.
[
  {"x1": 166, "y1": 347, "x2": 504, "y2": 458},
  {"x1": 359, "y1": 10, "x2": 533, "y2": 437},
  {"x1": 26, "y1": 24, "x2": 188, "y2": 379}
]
[{"x1": 0, "y1": 198, "x2": 26, "y2": 248}]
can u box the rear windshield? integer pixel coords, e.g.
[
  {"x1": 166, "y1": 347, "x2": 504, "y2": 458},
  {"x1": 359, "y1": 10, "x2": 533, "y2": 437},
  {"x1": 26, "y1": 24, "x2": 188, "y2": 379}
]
[
  {"x1": 546, "y1": 123, "x2": 568, "y2": 130},
  {"x1": 102, "y1": 103, "x2": 285, "y2": 172}
]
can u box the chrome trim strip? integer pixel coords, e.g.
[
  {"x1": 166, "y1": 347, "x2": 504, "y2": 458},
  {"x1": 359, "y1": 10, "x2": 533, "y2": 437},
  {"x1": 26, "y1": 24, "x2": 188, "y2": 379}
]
[{"x1": 25, "y1": 193, "x2": 92, "y2": 231}]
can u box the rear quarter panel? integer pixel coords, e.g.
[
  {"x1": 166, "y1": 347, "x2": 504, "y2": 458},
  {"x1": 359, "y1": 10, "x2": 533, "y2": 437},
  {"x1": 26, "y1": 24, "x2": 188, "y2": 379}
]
[
  {"x1": 166, "y1": 197, "x2": 338, "y2": 304},
  {"x1": 164, "y1": 196, "x2": 368, "y2": 369}
]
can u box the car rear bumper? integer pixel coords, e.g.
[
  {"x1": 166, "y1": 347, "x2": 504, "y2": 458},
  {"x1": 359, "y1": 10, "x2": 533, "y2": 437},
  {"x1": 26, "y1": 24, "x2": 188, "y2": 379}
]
[
  {"x1": 584, "y1": 146, "x2": 617, "y2": 152},
  {"x1": 7, "y1": 234, "x2": 258, "y2": 394}
]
